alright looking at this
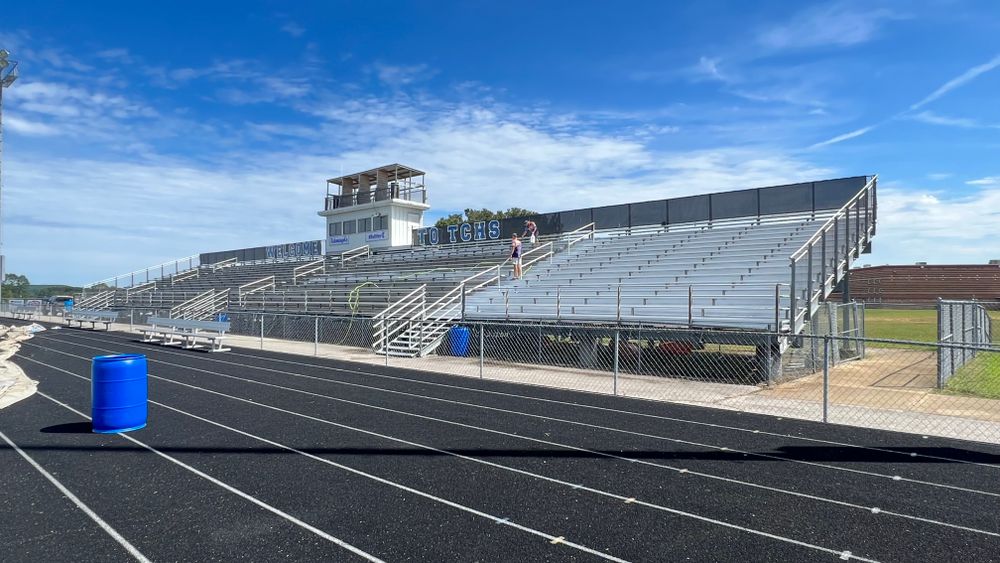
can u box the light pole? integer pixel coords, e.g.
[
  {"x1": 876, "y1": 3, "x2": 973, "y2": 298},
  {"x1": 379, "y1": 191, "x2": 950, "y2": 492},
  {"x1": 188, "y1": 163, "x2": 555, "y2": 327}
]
[{"x1": 0, "y1": 49, "x2": 19, "y2": 311}]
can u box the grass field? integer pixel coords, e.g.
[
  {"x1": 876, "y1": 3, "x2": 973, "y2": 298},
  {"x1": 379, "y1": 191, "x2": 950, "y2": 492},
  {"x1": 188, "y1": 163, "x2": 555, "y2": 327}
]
[
  {"x1": 861, "y1": 308, "x2": 1000, "y2": 398},
  {"x1": 945, "y1": 352, "x2": 1000, "y2": 399}
]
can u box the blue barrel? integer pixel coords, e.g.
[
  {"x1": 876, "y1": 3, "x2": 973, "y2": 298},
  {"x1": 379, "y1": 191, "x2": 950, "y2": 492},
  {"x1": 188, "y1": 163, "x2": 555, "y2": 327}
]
[
  {"x1": 447, "y1": 326, "x2": 471, "y2": 357},
  {"x1": 91, "y1": 354, "x2": 148, "y2": 434}
]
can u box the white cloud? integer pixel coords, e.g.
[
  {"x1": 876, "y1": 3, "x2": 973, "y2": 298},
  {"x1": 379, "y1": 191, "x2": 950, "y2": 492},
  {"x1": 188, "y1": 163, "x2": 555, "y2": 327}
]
[
  {"x1": 757, "y1": 4, "x2": 900, "y2": 50},
  {"x1": 280, "y1": 22, "x2": 306, "y2": 37},
  {"x1": 4, "y1": 116, "x2": 60, "y2": 136},
  {"x1": 372, "y1": 62, "x2": 435, "y2": 86},
  {"x1": 910, "y1": 53, "x2": 1000, "y2": 111},
  {"x1": 967, "y1": 177, "x2": 1000, "y2": 186},
  {"x1": 909, "y1": 110, "x2": 981, "y2": 128},
  {"x1": 809, "y1": 125, "x2": 877, "y2": 149},
  {"x1": 5, "y1": 93, "x2": 833, "y2": 283},
  {"x1": 927, "y1": 173, "x2": 952, "y2": 181},
  {"x1": 866, "y1": 184, "x2": 1000, "y2": 265}
]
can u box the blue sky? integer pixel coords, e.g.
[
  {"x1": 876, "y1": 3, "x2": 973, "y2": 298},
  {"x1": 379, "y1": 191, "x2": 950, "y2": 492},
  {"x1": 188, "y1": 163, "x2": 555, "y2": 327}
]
[{"x1": 2, "y1": 1, "x2": 999, "y2": 284}]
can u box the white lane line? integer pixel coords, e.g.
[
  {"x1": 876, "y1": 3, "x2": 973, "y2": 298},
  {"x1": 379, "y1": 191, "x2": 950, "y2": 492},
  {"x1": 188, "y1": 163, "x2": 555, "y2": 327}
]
[
  {"x1": 19, "y1": 389, "x2": 384, "y2": 563},
  {"x1": 21, "y1": 352, "x2": 879, "y2": 561},
  {"x1": 29, "y1": 337, "x2": 1000, "y2": 501},
  {"x1": 21, "y1": 358, "x2": 630, "y2": 563},
  {"x1": 45, "y1": 330, "x2": 1000, "y2": 470},
  {"x1": 26, "y1": 340, "x2": 1000, "y2": 537},
  {"x1": 0, "y1": 430, "x2": 153, "y2": 563}
]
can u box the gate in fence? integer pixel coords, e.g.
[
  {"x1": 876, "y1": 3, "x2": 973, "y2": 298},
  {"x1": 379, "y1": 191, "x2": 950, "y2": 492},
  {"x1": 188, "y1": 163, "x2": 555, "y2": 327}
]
[{"x1": 937, "y1": 299, "x2": 995, "y2": 387}]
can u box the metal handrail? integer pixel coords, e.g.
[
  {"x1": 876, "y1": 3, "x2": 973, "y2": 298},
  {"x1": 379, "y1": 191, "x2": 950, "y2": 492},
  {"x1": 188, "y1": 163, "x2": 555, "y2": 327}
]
[
  {"x1": 788, "y1": 175, "x2": 877, "y2": 334},
  {"x1": 170, "y1": 289, "x2": 216, "y2": 318},
  {"x1": 84, "y1": 254, "x2": 200, "y2": 289},
  {"x1": 126, "y1": 281, "x2": 156, "y2": 297},
  {"x1": 293, "y1": 259, "x2": 325, "y2": 283},
  {"x1": 171, "y1": 268, "x2": 199, "y2": 285},
  {"x1": 342, "y1": 245, "x2": 371, "y2": 266},
  {"x1": 238, "y1": 276, "x2": 275, "y2": 302},
  {"x1": 790, "y1": 175, "x2": 877, "y2": 261},
  {"x1": 212, "y1": 257, "x2": 238, "y2": 272}
]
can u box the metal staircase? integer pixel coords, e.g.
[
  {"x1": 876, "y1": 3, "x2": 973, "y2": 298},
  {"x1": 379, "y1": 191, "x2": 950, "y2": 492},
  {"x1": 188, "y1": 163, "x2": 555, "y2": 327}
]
[
  {"x1": 371, "y1": 224, "x2": 595, "y2": 357},
  {"x1": 75, "y1": 289, "x2": 116, "y2": 310}
]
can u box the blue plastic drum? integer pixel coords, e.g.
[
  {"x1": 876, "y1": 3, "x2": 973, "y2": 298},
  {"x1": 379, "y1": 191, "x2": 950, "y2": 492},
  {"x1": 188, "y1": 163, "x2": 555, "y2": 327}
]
[
  {"x1": 91, "y1": 354, "x2": 148, "y2": 434},
  {"x1": 447, "y1": 326, "x2": 471, "y2": 357}
]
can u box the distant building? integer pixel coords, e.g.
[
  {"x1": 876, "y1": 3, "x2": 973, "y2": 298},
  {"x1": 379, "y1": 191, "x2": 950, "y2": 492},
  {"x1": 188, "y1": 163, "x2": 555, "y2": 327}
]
[{"x1": 832, "y1": 264, "x2": 1000, "y2": 304}]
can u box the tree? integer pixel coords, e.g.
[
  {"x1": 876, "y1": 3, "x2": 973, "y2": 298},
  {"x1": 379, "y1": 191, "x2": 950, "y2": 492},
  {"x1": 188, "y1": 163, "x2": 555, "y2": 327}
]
[
  {"x1": 2, "y1": 273, "x2": 31, "y2": 299},
  {"x1": 434, "y1": 207, "x2": 538, "y2": 229}
]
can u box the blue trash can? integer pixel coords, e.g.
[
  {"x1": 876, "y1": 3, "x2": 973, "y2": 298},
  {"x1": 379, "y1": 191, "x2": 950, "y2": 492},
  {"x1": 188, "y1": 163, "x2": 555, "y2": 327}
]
[
  {"x1": 446, "y1": 326, "x2": 471, "y2": 357},
  {"x1": 92, "y1": 354, "x2": 148, "y2": 434}
]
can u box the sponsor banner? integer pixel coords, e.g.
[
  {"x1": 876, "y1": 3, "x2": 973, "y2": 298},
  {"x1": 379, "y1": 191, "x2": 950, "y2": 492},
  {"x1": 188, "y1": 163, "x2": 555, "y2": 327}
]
[
  {"x1": 328, "y1": 235, "x2": 351, "y2": 246},
  {"x1": 26, "y1": 299, "x2": 42, "y2": 307},
  {"x1": 366, "y1": 230, "x2": 388, "y2": 242},
  {"x1": 201, "y1": 240, "x2": 323, "y2": 264},
  {"x1": 416, "y1": 220, "x2": 501, "y2": 246},
  {"x1": 8, "y1": 299, "x2": 24, "y2": 305}
]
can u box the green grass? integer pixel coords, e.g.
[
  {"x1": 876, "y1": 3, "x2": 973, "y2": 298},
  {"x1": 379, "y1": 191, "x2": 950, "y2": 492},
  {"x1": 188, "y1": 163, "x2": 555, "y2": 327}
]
[
  {"x1": 862, "y1": 309, "x2": 999, "y2": 349},
  {"x1": 943, "y1": 352, "x2": 1000, "y2": 399},
  {"x1": 863, "y1": 309, "x2": 938, "y2": 348}
]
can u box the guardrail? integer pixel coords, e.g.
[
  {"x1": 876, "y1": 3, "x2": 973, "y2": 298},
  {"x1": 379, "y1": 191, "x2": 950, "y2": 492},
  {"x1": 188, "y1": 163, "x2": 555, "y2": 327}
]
[
  {"x1": 238, "y1": 276, "x2": 275, "y2": 304},
  {"x1": 211, "y1": 257, "x2": 238, "y2": 272},
  {"x1": 789, "y1": 175, "x2": 877, "y2": 334},
  {"x1": 170, "y1": 289, "x2": 216, "y2": 319},
  {"x1": 125, "y1": 281, "x2": 156, "y2": 298},
  {"x1": 83, "y1": 254, "x2": 200, "y2": 291},
  {"x1": 372, "y1": 284, "x2": 427, "y2": 351},
  {"x1": 75, "y1": 289, "x2": 116, "y2": 310},
  {"x1": 341, "y1": 245, "x2": 371, "y2": 266},
  {"x1": 171, "y1": 268, "x2": 199, "y2": 285},
  {"x1": 293, "y1": 259, "x2": 326, "y2": 284}
]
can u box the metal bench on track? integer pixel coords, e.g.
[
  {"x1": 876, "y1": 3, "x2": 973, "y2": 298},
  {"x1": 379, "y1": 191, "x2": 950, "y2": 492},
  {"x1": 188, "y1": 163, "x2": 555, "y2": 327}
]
[
  {"x1": 139, "y1": 317, "x2": 231, "y2": 352},
  {"x1": 65, "y1": 309, "x2": 118, "y2": 330}
]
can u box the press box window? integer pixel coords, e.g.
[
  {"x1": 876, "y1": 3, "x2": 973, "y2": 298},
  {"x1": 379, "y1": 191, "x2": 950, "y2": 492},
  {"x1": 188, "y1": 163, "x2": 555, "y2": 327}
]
[
  {"x1": 328, "y1": 222, "x2": 342, "y2": 236},
  {"x1": 343, "y1": 220, "x2": 357, "y2": 235},
  {"x1": 373, "y1": 215, "x2": 388, "y2": 231},
  {"x1": 359, "y1": 217, "x2": 372, "y2": 232}
]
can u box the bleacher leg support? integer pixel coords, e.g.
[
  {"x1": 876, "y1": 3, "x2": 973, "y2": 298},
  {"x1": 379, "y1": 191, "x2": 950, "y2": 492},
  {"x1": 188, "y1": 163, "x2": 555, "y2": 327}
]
[
  {"x1": 823, "y1": 335, "x2": 830, "y2": 423},
  {"x1": 613, "y1": 330, "x2": 620, "y2": 396}
]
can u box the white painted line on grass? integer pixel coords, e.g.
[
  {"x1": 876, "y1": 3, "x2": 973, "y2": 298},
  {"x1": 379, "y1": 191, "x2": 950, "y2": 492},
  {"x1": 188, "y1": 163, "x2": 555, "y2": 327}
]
[{"x1": 0, "y1": 429, "x2": 153, "y2": 563}]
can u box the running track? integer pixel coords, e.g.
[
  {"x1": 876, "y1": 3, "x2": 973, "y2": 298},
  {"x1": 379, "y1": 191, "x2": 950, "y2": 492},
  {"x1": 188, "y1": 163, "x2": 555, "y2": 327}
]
[{"x1": 3, "y1": 324, "x2": 1000, "y2": 562}]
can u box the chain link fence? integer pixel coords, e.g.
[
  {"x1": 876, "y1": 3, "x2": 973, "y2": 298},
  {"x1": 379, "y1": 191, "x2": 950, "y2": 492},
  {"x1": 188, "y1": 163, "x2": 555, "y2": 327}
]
[{"x1": 5, "y1": 304, "x2": 999, "y2": 444}]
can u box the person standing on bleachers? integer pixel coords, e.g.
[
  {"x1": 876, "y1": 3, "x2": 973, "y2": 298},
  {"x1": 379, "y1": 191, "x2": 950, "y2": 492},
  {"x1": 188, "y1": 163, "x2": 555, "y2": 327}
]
[
  {"x1": 511, "y1": 234, "x2": 523, "y2": 279},
  {"x1": 523, "y1": 220, "x2": 538, "y2": 245}
]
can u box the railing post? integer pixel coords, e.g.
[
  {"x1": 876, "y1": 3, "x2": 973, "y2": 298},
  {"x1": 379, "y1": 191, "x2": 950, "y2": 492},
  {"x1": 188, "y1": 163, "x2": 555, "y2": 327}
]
[
  {"x1": 821, "y1": 230, "x2": 827, "y2": 292},
  {"x1": 687, "y1": 285, "x2": 693, "y2": 328},
  {"x1": 823, "y1": 335, "x2": 830, "y2": 423},
  {"x1": 806, "y1": 246, "x2": 813, "y2": 321},
  {"x1": 774, "y1": 284, "x2": 781, "y2": 333},
  {"x1": 556, "y1": 286, "x2": 561, "y2": 320},
  {"x1": 461, "y1": 282, "x2": 466, "y2": 322},
  {"x1": 613, "y1": 329, "x2": 620, "y2": 396},
  {"x1": 789, "y1": 259, "x2": 797, "y2": 333},
  {"x1": 617, "y1": 284, "x2": 622, "y2": 322}
]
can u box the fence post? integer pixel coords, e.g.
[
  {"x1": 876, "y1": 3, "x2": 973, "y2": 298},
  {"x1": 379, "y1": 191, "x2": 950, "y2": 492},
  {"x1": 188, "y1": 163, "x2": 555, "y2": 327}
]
[
  {"x1": 687, "y1": 285, "x2": 693, "y2": 328},
  {"x1": 613, "y1": 329, "x2": 620, "y2": 396},
  {"x1": 314, "y1": 316, "x2": 319, "y2": 356},
  {"x1": 823, "y1": 335, "x2": 830, "y2": 423},
  {"x1": 260, "y1": 314, "x2": 264, "y2": 350},
  {"x1": 129, "y1": 308, "x2": 134, "y2": 333},
  {"x1": 461, "y1": 282, "x2": 467, "y2": 322},
  {"x1": 479, "y1": 324, "x2": 484, "y2": 379},
  {"x1": 617, "y1": 284, "x2": 622, "y2": 322}
]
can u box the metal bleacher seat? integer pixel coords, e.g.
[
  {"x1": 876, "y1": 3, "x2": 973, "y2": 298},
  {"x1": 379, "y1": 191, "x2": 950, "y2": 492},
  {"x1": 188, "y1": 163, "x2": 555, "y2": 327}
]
[{"x1": 463, "y1": 211, "x2": 839, "y2": 331}]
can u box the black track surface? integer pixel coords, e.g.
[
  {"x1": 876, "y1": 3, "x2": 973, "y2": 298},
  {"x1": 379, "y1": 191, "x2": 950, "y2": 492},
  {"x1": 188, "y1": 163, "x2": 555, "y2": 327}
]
[{"x1": 3, "y1": 324, "x2": 1000, "y2": 562}]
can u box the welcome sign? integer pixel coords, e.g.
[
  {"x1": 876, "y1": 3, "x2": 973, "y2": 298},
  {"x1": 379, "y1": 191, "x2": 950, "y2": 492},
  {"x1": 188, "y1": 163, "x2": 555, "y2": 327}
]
[{"x1": 266, "y1": 240, "x2": 323, "y2": 259}]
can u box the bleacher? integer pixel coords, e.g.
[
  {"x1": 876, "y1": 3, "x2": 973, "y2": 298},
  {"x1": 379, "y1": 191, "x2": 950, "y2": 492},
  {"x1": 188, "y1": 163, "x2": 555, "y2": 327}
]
[
  {"x1": 241, "y1": 238, "x2": 518, "y2": 316},
  {"x1": 463, "y1": 212, "x2": 839, "y2": 331}
]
